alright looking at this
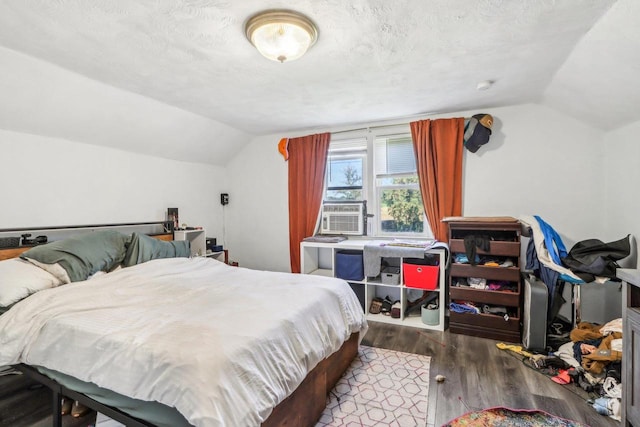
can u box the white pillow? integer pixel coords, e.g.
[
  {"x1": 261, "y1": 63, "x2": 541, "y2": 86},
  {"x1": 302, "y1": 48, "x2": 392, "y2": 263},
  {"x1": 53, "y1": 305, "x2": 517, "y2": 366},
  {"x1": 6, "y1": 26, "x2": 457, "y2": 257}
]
[
  {"x1": 0, "y1": 258, "x2": 63, "y2": 307},
  {"x1": 22, "y1": 257, "x2": 71, "y2": 284}
]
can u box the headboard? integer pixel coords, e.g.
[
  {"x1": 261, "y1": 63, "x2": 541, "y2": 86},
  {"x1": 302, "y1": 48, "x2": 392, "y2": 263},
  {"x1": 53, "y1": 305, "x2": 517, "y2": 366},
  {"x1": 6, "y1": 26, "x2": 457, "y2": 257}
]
[{"x1": 0, "y1": 221, "x2": 173, "y2": 261}]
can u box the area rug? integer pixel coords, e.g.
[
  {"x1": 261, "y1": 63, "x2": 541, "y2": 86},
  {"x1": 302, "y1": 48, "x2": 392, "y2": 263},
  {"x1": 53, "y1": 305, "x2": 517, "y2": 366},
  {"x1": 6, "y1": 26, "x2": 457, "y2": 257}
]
[
  {"x1": 316, "y1": 346, "x2": 430, "y2": 427},
  {"x1": 443, "y1": 406, "x2": 589, "y2": 427}
]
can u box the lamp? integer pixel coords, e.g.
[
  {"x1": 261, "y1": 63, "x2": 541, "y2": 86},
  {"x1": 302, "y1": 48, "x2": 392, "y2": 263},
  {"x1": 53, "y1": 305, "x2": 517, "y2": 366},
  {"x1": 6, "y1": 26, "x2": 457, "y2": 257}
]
[{"x1": 245, "y1": 10, "x2": 318, "y2": 63}]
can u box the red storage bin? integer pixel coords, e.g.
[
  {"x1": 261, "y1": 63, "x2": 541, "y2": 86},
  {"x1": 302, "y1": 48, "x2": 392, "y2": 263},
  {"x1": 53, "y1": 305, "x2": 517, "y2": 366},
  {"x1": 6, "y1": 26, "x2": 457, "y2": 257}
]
[{"x1": 403, "y1": 262, "x2": 439, "y2": 289}]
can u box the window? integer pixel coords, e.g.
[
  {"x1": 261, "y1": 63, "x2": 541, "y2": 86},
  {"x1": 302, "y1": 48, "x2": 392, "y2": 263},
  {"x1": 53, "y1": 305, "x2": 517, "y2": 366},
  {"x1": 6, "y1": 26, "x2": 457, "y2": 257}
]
[
  {"x1": 374, "y1": 134, "x2": 429, "y2": 236},
  {"x1": 322, "y1": 128, "x2": 432, "y2": 238},
  {"x1": 325, "y1": 138, "x2": 366, "y2": 202}
]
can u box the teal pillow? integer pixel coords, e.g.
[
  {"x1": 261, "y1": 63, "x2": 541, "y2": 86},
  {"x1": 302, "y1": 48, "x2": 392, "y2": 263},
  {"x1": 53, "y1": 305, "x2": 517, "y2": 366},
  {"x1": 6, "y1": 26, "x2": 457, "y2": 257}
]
[
  {"x1": 21, "y1": 230, "x2": 129, "y2": 282},
  {"x1": 123, "y1": 232, "x2": 190, "y2": 267}
]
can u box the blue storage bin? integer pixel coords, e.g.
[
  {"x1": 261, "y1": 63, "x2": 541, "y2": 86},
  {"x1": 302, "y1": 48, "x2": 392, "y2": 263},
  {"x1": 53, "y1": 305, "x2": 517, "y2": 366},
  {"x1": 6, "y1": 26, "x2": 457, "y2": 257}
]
[{"x1": 335, "y1": 250, "x2": 364, "y2": 281}]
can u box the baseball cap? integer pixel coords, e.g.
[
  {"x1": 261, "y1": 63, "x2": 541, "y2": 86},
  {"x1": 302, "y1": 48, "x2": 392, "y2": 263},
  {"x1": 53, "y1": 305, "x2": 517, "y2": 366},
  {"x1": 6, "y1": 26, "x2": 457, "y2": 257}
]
[{"x1": 463, "y1": 114, "x2": 493, "y2": 153}]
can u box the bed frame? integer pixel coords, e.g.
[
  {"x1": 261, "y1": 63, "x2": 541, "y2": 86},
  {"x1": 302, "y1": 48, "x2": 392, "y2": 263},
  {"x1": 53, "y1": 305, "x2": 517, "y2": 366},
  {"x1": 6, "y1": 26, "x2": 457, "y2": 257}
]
[
  {"x1": 17, "y1": 333, "x2": 358, "y2": 427},
  {"x1": 0, "y1": 221, "x2": 359, "y2": 426}
]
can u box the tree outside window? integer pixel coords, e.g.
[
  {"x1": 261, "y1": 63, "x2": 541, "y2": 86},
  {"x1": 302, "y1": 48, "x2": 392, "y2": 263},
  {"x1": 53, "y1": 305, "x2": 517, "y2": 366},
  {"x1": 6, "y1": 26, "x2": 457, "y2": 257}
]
[{"x1": 380, "y1": 177, "x2": 424, "y2": 233}]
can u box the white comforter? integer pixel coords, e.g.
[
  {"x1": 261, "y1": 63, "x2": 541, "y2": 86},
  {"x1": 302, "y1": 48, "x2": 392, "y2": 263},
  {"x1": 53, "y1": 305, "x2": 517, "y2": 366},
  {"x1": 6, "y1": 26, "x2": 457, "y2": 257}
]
[{"x1": 0, "y1": 257, "x2": 367, "y2": 426}]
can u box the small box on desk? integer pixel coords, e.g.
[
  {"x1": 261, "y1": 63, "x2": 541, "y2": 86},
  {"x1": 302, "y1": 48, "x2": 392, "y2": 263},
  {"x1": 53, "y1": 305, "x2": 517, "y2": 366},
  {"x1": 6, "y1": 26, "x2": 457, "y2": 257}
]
[
  {"x1": 403, "y1": 258, "x2": 439, "y2": 289},
  {"x1": 335, "y1": 250, "x2": 364, "y2": 281}
]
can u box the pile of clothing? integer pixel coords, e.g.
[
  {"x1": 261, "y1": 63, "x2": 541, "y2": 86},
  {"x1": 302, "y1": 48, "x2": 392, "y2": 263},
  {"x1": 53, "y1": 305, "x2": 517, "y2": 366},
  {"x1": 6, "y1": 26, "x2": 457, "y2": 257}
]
[
  {"x1": 526, "y1": 318, "x2": 623, "y2": 421},
  {"x1": 519, "y1": 215, "x2": 631, "y2": 322}
]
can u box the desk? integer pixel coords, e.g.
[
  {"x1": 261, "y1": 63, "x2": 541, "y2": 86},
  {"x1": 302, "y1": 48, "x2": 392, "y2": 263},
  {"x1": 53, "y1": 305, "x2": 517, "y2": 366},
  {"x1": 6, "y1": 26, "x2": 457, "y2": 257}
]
[{"x1": 617, "y1": 268, "x2": 640, "y2": 426}]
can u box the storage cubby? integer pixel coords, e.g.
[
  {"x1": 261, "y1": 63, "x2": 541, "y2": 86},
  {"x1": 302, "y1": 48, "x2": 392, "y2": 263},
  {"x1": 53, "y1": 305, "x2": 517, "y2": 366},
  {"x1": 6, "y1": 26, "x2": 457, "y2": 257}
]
[
  {"x1": 301, "y1": 240, "x2": 447, "y2": 331},
  {"x1": 174, "y1": 229, "x2": 227, "y2": 262},
  {"x1": 445, "y1": 217, "x2": 522, "y2": 342},
  {"x1": 174, "y1": 229, "x2": 207, "y2": 257}
]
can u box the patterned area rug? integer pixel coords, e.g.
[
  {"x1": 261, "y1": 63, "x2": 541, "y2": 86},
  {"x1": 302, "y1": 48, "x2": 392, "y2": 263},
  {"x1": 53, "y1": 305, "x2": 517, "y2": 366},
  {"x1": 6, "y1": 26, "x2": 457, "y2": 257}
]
[
  {"x1": 443, "y1": 406, "x2": 589, "y2": 427},
  {"x1": 316, "y1": 346, "x2": 430, "y2": 427}
]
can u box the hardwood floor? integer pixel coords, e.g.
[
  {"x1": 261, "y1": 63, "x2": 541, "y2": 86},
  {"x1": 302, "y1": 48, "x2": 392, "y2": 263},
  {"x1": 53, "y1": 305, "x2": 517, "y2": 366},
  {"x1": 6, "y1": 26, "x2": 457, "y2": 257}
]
[
  {"x1": 0, "y1": 322, "x2": 619, "y2": 427},
  {"x1": 361, "y1": 322, "x2": 619, "y2": 427}
]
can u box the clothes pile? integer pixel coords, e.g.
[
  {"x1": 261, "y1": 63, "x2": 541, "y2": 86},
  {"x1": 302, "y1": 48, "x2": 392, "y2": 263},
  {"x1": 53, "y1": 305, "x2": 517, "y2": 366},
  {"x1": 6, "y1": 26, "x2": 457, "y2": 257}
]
[
  {"x1": 497, "y1": 318, "x2": 623, "y2": 421},
  {"x1": 530, "y1": 318, "x2": 623, "y2": 422},
  {"x1": 519, "y1": 215, "x2": 631, "y2": 322}
]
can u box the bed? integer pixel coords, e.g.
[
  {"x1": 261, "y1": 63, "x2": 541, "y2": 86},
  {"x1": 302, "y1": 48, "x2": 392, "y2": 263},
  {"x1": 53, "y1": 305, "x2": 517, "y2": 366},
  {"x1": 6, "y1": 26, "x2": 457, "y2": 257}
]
[{"x1": 0, "y1": 223, "x2": 367, "y2": 426}]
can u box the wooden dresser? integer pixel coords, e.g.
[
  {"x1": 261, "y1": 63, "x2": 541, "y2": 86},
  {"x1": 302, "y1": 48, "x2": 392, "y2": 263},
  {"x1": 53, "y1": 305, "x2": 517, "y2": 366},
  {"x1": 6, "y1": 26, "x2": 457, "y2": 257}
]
[{"x1": 445, "y1": 217, "x2": 523, "y2": 342}]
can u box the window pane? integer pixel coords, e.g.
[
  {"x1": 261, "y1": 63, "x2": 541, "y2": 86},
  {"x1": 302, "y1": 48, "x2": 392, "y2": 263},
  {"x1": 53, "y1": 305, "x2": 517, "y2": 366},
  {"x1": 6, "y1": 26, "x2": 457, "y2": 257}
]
[
  {"x1": 379, "y1": 188, "x2": 424, "y2": 233},
  {"x1": 327, "y1": 157, "x2": 363, "y2": 188},
  {"x1": 375, "y1": 136, "x2": 416, "y2": 175},
  {"x1": 387, "y1": 137, "x2": 416, "y2": 174},
  {"x1": 325, "y1": 189, "x2": 363, "y2": 201},
  {"x1": 377, "y1": 175, "x2": 419, "y2": 187}
]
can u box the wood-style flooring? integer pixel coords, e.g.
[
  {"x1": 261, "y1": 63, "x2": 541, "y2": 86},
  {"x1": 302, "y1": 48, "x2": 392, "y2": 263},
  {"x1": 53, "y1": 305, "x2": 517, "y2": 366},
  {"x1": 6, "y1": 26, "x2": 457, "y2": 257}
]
[
  {"x1": 361, "y1": 322, "x2": 618, "y2": 427},
  {"x1": 0, "y1": 322, "x2": 619, "y2": 427}
]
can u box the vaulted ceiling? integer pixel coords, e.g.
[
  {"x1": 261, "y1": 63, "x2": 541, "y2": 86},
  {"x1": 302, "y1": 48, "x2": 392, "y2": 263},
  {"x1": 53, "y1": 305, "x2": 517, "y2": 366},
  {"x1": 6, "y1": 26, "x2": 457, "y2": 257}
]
[{"x1": 0, "y1": 0, "x2": 637, "y2": 165}]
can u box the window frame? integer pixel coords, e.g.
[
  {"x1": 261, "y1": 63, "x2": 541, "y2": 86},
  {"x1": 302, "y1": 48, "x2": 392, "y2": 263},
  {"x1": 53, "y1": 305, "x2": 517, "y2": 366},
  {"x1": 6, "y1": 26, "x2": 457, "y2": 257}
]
[
  {"x1": 323, "y1": 126, "x2": 432, "y2": 238},
  {"x1": 324, "y1": 150, "x2": 367, "y2": 202}
]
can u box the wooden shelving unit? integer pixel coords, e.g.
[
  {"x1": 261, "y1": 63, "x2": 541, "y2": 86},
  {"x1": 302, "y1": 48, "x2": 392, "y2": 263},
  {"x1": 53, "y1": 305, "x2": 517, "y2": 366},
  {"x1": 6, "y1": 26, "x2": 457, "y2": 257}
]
[{"x1": 446, "y1": 217, "x2": 522, "y2": 342}]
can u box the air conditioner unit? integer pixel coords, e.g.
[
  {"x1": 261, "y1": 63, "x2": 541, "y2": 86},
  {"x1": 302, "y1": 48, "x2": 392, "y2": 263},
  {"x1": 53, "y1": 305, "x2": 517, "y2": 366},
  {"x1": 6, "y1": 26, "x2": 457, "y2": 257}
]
[{"x1": 320, "y1": 203, "x2": 364, "y2": 235}]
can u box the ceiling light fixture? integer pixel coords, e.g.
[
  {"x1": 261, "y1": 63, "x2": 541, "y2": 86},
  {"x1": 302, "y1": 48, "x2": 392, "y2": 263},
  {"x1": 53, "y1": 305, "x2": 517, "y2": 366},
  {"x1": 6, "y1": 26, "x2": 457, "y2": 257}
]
[{"x1": 245, "y1": 10, "x2": 318, "y2": 63}]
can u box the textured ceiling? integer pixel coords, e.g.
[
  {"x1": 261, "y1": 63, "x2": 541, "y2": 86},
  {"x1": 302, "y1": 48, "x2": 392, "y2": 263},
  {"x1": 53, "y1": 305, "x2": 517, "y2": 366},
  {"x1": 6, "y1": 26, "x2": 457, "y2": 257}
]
[{"x1": 0, "y1": 0, "x2": 635, "y2": 164}]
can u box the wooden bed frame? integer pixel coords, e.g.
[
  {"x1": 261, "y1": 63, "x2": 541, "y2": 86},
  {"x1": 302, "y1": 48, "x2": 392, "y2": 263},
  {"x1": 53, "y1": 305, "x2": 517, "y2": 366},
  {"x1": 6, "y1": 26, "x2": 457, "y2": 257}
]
[{"x1": 0, "y1": 222, "x2": 359, "y2": 426}]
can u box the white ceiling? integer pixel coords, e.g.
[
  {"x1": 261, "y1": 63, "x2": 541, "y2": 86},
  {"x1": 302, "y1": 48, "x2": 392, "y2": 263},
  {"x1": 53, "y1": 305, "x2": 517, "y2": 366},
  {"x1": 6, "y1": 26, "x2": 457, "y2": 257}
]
[{"x1": 0, "y1": 0, "x2": 637, "y2": 165}]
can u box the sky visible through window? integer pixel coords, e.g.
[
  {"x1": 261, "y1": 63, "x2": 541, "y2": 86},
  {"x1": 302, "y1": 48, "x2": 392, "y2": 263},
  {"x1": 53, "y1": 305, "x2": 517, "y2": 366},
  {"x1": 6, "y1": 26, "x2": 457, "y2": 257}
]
[{"x1": 328, "y1": 158, "x2": 362, "y2": 188}]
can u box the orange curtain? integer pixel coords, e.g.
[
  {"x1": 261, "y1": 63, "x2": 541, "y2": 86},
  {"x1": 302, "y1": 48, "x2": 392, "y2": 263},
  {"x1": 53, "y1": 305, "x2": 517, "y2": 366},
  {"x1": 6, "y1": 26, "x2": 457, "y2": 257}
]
[
  {"x1": 288, "y1": 133, "x2": 331, "y2": 273},
  {"x1": 410, "y1": 118, "x2": 464, "y2": 242}
]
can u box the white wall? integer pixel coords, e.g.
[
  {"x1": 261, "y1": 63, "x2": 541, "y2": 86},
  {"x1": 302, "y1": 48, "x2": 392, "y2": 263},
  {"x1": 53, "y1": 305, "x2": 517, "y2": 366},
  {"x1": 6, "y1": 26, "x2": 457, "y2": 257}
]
[
  {"x1": 226, "y1": 103, "x2": 606, "y2": 271},
  {"x1": 463, "y1": 104, "x2": 605, "y2": 246},
  {"x1": 224, "y1": 132, "x2": 290, "y2": 271},
  {"x1": 570, "y1": 117, "x2": 640, "y2": 323},
  {"x1": 0, "y1": 46, "x2": 251, "y2": 166},
  {"x1": 0, "y1": 129, "x2": 226, "y2": 239},
  {"x1": 604, "y1": 118, "x2": 640, "y2": 267}
]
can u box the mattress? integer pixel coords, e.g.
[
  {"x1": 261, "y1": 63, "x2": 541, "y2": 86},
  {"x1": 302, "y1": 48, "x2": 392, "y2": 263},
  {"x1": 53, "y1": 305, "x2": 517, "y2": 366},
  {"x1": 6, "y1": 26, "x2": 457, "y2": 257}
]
[{"x1": 0, "y1": 257, "x2": 367, "y2": 426}]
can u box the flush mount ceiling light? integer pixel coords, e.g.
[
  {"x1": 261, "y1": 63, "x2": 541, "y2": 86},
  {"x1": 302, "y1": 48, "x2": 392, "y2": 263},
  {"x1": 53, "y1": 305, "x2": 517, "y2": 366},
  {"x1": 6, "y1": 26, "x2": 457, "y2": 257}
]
[{"x1": 245, "y1": 10, "x2": 318, "y2": 63}]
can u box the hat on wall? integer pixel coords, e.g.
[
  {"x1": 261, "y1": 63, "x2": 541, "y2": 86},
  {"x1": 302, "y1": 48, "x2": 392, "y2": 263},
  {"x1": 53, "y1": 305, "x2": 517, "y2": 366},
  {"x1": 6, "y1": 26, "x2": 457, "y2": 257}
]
[
  {"x1": 475, "y1": 114, "x2": 493, "y2": 129},
  {"x1": 463, "y1": 114, "x2": 493, "y2": 153},
  {"x1": 277, "y1": 137, "x2": 290, "y2": 160}
]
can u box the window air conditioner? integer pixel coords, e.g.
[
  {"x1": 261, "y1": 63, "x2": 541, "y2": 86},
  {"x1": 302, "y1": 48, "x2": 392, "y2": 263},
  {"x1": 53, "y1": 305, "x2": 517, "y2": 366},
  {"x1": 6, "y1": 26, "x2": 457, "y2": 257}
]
[{"x1": 320, "y1": 203, "x2": 364, "y2": 235}]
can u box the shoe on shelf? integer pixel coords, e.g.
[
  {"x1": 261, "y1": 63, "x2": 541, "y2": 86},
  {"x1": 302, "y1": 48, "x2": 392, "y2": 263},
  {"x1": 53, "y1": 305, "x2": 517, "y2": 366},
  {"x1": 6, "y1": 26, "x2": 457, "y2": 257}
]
[
  {"x1": 71, "y1": 400, "x2": 90, "y2": 418},
  {"x1": 61, "y1": 398, "x2": 72, "y2": 415},
  {"x1": 369, "y1": 297, "x2": 383, "y2": 314},
  {"x1": 380, "y1": 296, "x2": 394, "y2": 315}
]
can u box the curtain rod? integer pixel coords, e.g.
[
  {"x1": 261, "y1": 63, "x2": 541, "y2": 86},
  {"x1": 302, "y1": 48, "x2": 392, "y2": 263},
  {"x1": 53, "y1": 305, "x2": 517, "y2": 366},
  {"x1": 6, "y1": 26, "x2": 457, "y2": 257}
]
[
  {"x1": 330, "y1": 122, "x2": 411, "y2": 136},
  {"x1": 328, "y1": 109, "x2": 454, "y2": 136}
]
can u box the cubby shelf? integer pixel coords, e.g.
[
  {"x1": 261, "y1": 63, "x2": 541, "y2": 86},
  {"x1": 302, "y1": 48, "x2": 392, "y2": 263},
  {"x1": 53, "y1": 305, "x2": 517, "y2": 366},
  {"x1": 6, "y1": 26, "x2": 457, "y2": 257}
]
[
  {"x1": 174, "y1": 229, "x2": 227, "y2": 263},
  {"x1": 301, "y1": 239, "x2": 447, "y2": 331}
]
